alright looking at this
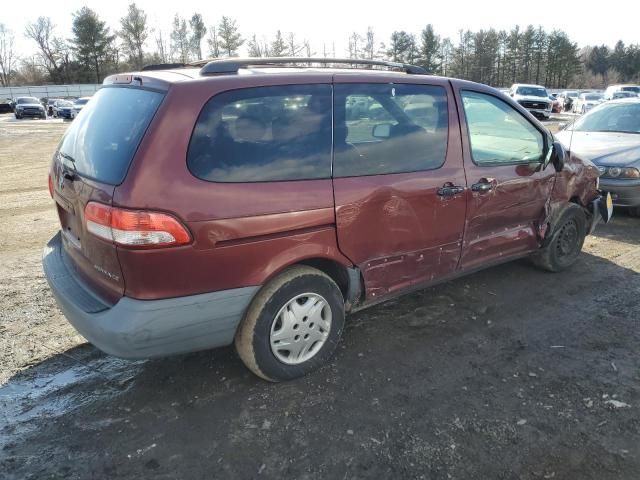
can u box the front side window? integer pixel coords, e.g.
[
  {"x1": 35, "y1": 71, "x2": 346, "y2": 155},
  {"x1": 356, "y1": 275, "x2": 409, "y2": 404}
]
[
  {"x1": 334, "y1": 83, "x2": 449, "y2": 177},
  {"x1": 461, "y1": 90, "x2": 544, "y2": 165},
  {"x1": 188, "y1": 85, "x2": 332, "y2": 182}
]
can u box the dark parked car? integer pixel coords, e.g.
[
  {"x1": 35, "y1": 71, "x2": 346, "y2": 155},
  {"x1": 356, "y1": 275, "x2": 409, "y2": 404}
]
[
  {"x1": 0, "y1": 98, "x2": 13, "y2": 113},
  {"x1": 53, "y1": 99, "x2": 74, "y2": 119},
  {"x1": 43, "y1": 58, "x2": 610, "y2": 381},
  {"x1": 14, "y1": 97, "x2": 46, "y2": 119},
  {"x1": 557, "y1": 98, "x2": 640, "y2": 215}
]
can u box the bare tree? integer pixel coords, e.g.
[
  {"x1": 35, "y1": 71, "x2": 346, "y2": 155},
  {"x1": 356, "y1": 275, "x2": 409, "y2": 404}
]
[
  {"x1": 24, "y1": 17, "x2": 65, "y2": 82},
  {"x1": 207, "y1": 26, "x2": 221, "y2": 58},
  {"x1": 0, "y1": 24, "x2": 16, "y2": 86},
  {"x1": 363, "y1": 27, "x2": 375, "y2": 60},
  {"x1": 119, "y1": 2, "x2": 149, "y2": 70},
  {"x1": 155, "y1": 30, "x2": 169, "y2": 63},
  {"x1": 170, "y1": 14, "x2": 190, "y2": 63},
  {"x1": 287, "y1": 32, "x2": 304, "y2": 56},
  {"x1": 348, "y1": 32, "x2": 362, "y2": 58}
]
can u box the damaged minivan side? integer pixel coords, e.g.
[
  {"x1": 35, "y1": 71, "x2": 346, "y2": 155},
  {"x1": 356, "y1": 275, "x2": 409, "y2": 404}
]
[{"x1": 43, "y1": 58, "x2": 612, "y2": 381}]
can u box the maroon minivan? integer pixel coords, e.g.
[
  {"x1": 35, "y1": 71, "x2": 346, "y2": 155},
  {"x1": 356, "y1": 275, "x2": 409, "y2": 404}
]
[{"x1": 43, "y1": 58, "x2": 611, "y2": 381}]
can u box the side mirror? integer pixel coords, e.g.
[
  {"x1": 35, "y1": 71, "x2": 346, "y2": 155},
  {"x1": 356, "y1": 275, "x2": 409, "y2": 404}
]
[
  {"x1": 372, "y1": 123, "x2": 391, "y2": 139},
  {"x1": 544, "y1": 141, "x2": 565, "y2": 172}
]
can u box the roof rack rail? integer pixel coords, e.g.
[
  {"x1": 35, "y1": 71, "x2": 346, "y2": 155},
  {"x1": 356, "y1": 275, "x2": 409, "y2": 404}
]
[
  {"x1": 198, "y1": 57, "x2": 428, "y2": 76},
  {"x1": 142, "y1": 62, "x2": 188, "y2": 71}
]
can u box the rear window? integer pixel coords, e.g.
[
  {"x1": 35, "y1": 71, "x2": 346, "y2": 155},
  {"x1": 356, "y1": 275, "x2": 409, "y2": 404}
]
[
  {"x1": 58, "y1": 87, "x2": 164, "y2": 185},
  {"x1": 187, "y1": 85, "x2": 332, "y2": 182},
  {"x1": 333, "y1": 83, "x2": 448, "y2": 177}
]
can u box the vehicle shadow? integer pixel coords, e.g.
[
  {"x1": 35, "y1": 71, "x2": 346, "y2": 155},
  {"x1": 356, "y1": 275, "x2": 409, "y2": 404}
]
[
  {"x1": 2, "y1": 243, "x2": 639, "y2": 479},
  {"x1": 591, "y1": 208, "x2": 640, "y2": 245}
]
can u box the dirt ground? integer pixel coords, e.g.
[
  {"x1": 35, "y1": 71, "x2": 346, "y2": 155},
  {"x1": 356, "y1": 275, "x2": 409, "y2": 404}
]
[{"x1": 0, "y1": 114, "x2": 639, "y2": 480}]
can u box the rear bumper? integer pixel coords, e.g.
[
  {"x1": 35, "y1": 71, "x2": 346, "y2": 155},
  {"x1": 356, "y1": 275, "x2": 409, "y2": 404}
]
[
  {"x1": 599, "y1": 179, "x2": 640, "y2": 207},
  {"x1": 43, "y1": 232, "x2": 258, "y2": 359}
]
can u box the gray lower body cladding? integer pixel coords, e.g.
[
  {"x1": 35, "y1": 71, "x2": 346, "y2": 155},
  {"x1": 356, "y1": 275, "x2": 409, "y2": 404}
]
[{"x1": 43, "y1": 232, "x2": 258, "y2": 359}]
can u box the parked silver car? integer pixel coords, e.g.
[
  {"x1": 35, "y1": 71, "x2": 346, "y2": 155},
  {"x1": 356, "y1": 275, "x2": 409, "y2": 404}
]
[{"x1": 557, "y1": 98, "x2": 640, "y2": 215}]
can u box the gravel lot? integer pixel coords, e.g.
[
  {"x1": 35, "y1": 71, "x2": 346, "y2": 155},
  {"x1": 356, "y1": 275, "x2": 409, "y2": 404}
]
[{"x1": 1, "y1": 114, "x2": 639, "y2": 479}]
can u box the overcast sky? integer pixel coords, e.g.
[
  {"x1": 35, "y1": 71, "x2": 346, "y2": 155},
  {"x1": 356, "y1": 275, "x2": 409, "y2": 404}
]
[{"x1": 7, "y1": 0, "x2": 639, "y2": 58}]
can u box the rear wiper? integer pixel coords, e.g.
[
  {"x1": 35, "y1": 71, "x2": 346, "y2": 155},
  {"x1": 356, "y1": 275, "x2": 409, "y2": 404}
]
[{"x1": 58, "y1": 152, "x2": 78, "y2": 180}]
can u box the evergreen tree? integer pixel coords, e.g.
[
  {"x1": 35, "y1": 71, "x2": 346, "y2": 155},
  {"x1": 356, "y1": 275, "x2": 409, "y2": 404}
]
[
  {"x1": 418, "y1": 25, "x2": 441, "y2": 73},
  {"x1": 70, "y1": 7, "x2": 115, "y2": 82},
  {"x1": 218, "y1": 16, "x2": 243, "y2": 57},
  {"x1": 189, "y1": 13, "x2": 206, "y2": 60}
]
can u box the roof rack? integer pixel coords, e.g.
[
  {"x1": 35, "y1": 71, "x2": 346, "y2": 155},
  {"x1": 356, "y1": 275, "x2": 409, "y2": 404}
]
[{"x1": 198, "y1": 57, "x2": 428, "y2": 76}]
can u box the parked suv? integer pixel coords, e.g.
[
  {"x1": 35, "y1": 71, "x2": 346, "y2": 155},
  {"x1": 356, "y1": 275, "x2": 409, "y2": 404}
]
[
  {"x1": 509, "y1": 84, "x2": 552, "y2": 119},
  {"x1": 14, "y1": 97, "x2": 46, "y2": 119},
  {"x1": 43, "y1": 58, "x2": 610, "y2": 381}
]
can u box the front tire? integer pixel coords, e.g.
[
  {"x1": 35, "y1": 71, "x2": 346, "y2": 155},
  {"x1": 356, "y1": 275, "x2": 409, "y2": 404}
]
[
  {"x1": 533, "y1": 204, "x2": 587, "y2": 272},
  {"x1": 235, "y1": 266, "x2": 345, "y2": 382}
]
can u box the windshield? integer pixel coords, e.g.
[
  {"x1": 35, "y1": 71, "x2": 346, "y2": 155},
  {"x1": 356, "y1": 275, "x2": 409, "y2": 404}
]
[
  {"x1": 585, "y1": 94, "x2": 603, "y2": 101},
  {"x1": 614, "y1": 92, "x2": 636, "y2": 98},
  {"x1": 621, "y1": 86, "x2": 640, "y2": 94},
  {"x1": 516, "y1": 87, "x2": 547, "y2": 97},
  {"x1": 75, "y1": 98, "x2": 89, "y2": 105},
  {"x1": 573, "y1": 102, "x2": 640, "y2": 134},
  {"x1": 58, "y1": 87, "x2": 164, "y2": 185},
  {"x1": 567, "y1": 91, "x2": 578, "y2": 98},
  {"x1": 56, "y1": 100, "x2": 73, "y2": 107},
  {"x1": 17, "y1": 97, "x2": 40, "y2": 104}
]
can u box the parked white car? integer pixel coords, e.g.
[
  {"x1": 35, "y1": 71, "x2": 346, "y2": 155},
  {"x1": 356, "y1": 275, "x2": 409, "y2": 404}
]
[
  {"x1": 573, "y1": 93, "x2": 604, "y2": 114},
  {"x1": 509, "y1": 84, "x2": 552, "y2": 119}
]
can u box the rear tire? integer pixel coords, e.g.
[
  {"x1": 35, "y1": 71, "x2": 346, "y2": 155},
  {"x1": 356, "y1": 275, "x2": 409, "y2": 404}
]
[
  {"x1": 532, "y1": 204, "x2": 587, "y2": 272},
  {"x1": 235, "y1": 266, "x2": 345, "y2": 382}
]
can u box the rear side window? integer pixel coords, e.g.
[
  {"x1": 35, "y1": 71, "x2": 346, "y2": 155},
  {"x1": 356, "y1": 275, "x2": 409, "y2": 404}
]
[
  {"x1": 333, "y1": 83, "x2": 448, "y2": 177},
  {"x1": 188, "y1": 85, "x2": 332, "y2": 182},
  {"x1": 58, "y1": 87, "x2": 164, "y2": 185}
]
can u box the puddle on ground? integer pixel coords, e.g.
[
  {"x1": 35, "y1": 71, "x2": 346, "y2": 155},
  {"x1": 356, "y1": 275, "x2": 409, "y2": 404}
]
[{"x1": 0, "y1": 357, "x2": 145, "y2": 449}]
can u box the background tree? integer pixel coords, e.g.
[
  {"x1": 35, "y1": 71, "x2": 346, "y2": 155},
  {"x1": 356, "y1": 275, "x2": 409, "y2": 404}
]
[
  {"x1": 287, "y1": 32, "x2": 303, "y2": 56},
  {"x1": 155, "y1": 30, "x2": 169, "y2": 63},
  {"x1": 170, "y1": 14, "x2": 190, "y2": 63},
  {"x1": 119, "y1": 3, "x2": 148, "y2": 70},
  {"x1": 189, "y1": 13, "x2": 206, "y2": 60},
  {"x1": 586, "y1": 45, "x2": 610, "y2": 84},
  {"x1": 363, "y1": 27, "x2": 376, "y2": 60},
  {"x1": 247, "y1": 34, "x2": 264, "y2": 57},
  {"x1": 418, "y1": 25, "x2": 440, "y2": 73},
  {"x1": 24, "y1": 17, "x2": 66, "y2": 82},
  {"x1": 70, "y1": 7, "x2": 115, "y2": 82},
  {"x1": 0, "y1": 24, "x2": 16, "y2": 86},
  {"x1": 386, "y1": 31, "x2": 414, "y2": 63},
  {"x1": 207, "y1": 26, "x2": 221, "y2": 58},
  {"x1": 270, "y1": 30, "x2": 287, "y2": 57},
  {"x1": 218, "y1": 17, "x2": 243, "y2": 57}
]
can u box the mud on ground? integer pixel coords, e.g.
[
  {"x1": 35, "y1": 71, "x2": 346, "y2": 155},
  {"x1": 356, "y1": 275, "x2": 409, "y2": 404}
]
[{"x1": 0, "y1": 114, "x2": 639, "y2": 479}]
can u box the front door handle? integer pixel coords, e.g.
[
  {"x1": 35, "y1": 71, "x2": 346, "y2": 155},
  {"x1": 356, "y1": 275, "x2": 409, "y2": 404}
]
[
  {"x1": 471, "y1": 178, "x2": 496, "y2": 193},
  {"x1": 437, "y1": 183, "x2": 466, "y2": 197}
]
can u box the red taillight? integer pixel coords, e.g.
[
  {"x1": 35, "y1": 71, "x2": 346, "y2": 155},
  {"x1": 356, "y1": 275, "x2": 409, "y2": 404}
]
[
  {"x1": 84, "y1": 202, "x2": 191, "y2": 249},
  {"x1": 48, "y1": 174, "x2": 54, "y2": 198}
]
